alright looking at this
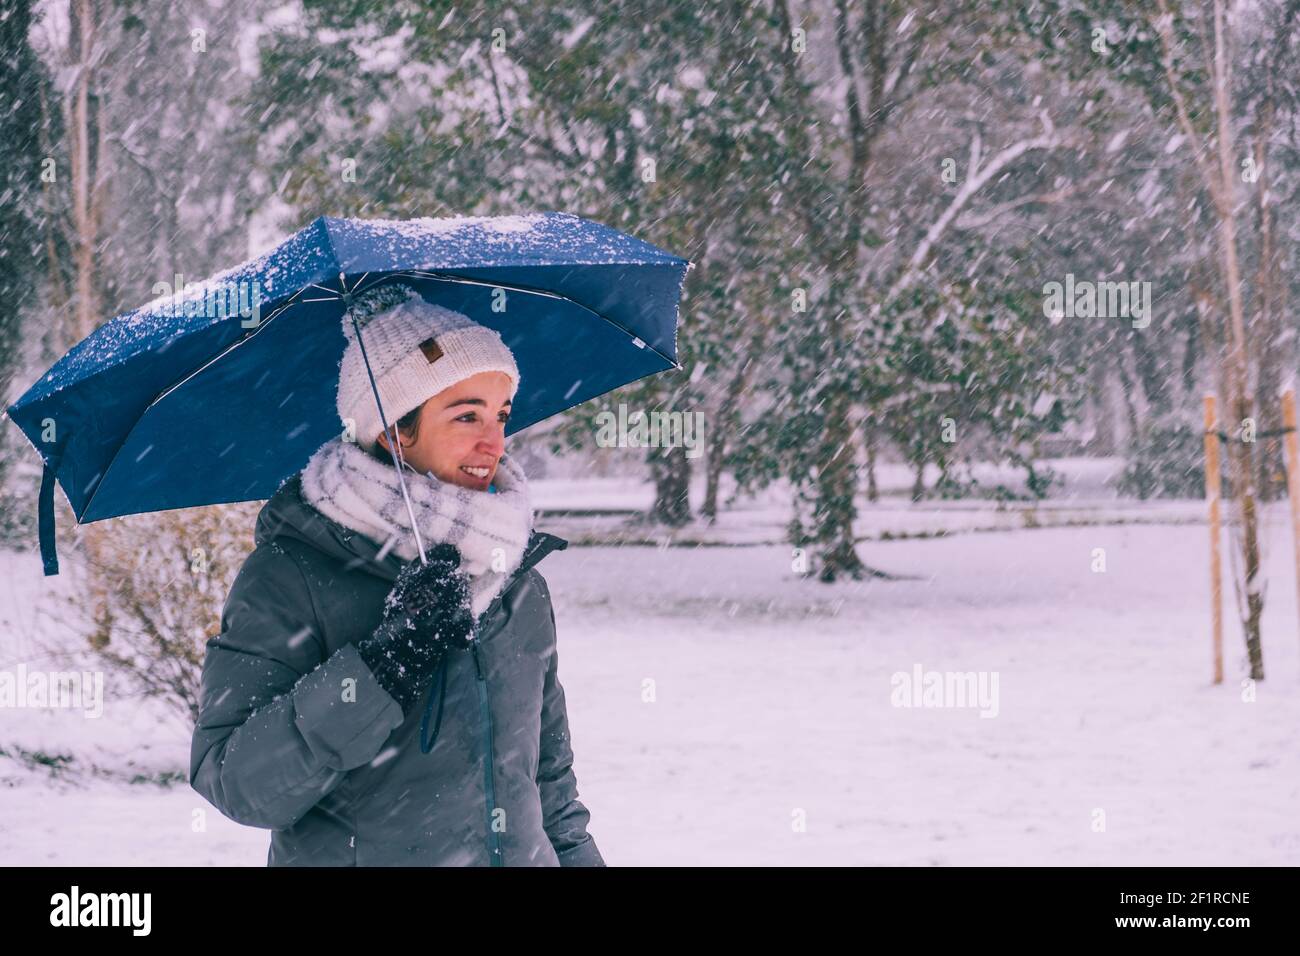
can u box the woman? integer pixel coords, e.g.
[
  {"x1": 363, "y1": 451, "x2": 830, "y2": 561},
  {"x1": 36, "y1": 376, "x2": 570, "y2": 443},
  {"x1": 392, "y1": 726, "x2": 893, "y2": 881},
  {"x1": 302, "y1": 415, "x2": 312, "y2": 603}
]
[{"x1": 189, "y1": 283, "x2": 604, "y2": 866}]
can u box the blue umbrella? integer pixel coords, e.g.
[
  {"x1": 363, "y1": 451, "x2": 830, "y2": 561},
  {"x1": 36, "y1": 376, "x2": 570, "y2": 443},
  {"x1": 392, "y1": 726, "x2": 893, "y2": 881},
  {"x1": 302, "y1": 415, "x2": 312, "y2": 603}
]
[{"x1": 5, "y1": 212, "x2": 691, "y2": 576}]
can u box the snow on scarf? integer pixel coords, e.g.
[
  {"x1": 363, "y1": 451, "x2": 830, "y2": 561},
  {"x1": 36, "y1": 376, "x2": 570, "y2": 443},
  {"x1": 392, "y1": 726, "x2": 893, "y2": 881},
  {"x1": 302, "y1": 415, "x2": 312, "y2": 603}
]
[{"x1": 299, "y1": 435, "x2": 534, "y2": 620}]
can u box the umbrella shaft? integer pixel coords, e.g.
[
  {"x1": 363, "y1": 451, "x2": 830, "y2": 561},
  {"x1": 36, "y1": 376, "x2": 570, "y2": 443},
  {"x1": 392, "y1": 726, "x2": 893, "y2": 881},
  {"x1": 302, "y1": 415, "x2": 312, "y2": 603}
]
[
  {"x1": 348, "y1": 283, "x2": 428, "y2": 566},
  {"x1": 393, "y1": 446, "x2": 428, "y2": 565}
]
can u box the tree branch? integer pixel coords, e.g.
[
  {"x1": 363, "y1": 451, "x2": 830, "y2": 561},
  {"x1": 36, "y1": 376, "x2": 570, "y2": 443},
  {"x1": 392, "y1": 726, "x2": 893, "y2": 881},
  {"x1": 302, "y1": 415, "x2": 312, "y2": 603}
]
[
  {"x1": 1153, "y1": 0, "x2": 1219, "y2": 199},
  {"x1": 885, "y1": 114, "x2": 1067, "y2": 303}
]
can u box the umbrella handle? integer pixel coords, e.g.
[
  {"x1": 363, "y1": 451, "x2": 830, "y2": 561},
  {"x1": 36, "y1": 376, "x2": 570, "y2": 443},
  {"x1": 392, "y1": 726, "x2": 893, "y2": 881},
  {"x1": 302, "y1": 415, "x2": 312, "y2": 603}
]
[{"x1": 345, "y1": 280, "x2": 428, "y2": 566}]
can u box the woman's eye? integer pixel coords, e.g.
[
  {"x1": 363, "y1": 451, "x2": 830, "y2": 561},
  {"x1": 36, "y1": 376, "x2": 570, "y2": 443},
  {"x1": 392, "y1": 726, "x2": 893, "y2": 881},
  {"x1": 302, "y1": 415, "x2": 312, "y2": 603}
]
[{"x1": 456, "y1": 412, "x2": 476, "y2": 422}]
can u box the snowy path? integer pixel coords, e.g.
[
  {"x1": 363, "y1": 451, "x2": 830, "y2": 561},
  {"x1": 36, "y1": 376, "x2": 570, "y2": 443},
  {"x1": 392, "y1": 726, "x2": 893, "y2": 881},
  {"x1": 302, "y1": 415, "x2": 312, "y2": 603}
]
[{"x1": 2, "y1": 519, "x2": 1298, "y2": 865}]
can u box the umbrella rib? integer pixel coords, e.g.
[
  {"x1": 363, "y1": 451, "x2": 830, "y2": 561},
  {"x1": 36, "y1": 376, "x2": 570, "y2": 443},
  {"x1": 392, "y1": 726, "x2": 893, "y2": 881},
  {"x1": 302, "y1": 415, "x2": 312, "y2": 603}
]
[
  {"x1": 188, "y1": 269, "x2": 681, "y2": 413},
  {"x1": 77, "y1": 266, "x2": 681, "y2": 523},
  {"x1": 76, "y1": 285, "x2": 315, "y2": 523},
  {"x1": 147, "y1": 289, "x2": 310, "y2": 407},
  {"x1": 391, "y1": 269, "x2": 681, "y2": 370},
  {"x1": 402, "y1": 270, "x2": 569, "y2": 300}
]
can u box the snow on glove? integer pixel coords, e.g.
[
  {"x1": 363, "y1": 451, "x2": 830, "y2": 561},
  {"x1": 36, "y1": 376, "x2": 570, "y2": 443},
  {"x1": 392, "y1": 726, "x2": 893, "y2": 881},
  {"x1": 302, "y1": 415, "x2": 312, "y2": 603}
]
[{"x1": 355, "y1": 542, "x2": 475, "y2": 714}]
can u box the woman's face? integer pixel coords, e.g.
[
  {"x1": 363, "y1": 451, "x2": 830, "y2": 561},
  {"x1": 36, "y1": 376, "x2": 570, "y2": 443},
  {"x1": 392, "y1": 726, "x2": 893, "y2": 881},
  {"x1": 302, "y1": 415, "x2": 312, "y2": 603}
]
[{"x1": 376, "y1": 371, "x2": 513, "y2": 491}]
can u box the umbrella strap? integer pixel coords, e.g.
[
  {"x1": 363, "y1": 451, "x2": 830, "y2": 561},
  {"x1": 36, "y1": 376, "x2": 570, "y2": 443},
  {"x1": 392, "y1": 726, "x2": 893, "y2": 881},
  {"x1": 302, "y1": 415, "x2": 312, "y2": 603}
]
[{"x1": 39, "y1": 459, "x2": 59, "y2": 576}]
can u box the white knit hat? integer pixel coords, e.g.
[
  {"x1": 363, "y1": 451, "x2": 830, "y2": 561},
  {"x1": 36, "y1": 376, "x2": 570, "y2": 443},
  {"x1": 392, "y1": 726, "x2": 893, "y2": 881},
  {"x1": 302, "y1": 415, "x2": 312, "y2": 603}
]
[{"x1": 336, "y1": 282, "x2": 520, "y2": 453}]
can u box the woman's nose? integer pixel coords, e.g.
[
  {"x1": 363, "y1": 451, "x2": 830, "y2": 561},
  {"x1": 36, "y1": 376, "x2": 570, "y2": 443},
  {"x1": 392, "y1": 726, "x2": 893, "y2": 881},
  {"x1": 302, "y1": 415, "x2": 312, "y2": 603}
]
[{"x1": 478, "y1": 426, "x2": 505, "y2": 457}]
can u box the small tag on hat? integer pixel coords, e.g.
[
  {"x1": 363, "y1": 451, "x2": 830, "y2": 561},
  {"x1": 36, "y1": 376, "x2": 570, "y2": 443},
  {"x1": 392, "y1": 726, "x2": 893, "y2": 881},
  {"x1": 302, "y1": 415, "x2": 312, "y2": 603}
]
[{"x1": 418, "y1": 336, "x2": 444, "y2": 364}]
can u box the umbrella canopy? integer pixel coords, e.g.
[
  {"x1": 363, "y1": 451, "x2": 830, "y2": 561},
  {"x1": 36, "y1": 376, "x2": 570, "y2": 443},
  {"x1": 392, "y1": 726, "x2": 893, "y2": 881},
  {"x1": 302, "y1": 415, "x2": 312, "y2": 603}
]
[{"x1": 5, "y1": 212, "x2": 691, "y2": 575}]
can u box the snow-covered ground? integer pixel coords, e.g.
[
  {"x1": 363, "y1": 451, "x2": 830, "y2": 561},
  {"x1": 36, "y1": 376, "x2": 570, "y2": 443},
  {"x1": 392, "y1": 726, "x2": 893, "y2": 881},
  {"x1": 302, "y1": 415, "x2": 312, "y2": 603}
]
[{"x1": 2, "y1": 479, "x2": 1299, "y2": 865}]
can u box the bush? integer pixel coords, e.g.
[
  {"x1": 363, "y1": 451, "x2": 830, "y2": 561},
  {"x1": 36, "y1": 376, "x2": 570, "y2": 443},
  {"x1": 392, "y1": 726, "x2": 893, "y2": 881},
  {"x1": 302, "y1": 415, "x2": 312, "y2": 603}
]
[
  {"x1": 1117, "y1": 412, "x2": 1207, "y2": 499},
  {"x1": 47, "y1": 501, "x2": 264, "y2": 725}
]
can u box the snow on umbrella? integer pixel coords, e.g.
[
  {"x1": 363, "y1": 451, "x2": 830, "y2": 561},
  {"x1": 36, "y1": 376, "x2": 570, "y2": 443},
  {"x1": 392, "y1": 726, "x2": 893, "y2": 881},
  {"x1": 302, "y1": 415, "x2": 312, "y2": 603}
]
[{"x1": 4, "y1": 212, "x2": 691, "y2": 575}]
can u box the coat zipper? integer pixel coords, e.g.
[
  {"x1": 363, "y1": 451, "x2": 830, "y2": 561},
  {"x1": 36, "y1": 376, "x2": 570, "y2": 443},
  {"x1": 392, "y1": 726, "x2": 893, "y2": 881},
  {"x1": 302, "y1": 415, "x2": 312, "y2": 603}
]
[
  {"x1": 465, "y1": 534, "x2": 563, "y2": 868},
  {"x1": 471, "y1": 636, "x2": 503, "y2": 866}
]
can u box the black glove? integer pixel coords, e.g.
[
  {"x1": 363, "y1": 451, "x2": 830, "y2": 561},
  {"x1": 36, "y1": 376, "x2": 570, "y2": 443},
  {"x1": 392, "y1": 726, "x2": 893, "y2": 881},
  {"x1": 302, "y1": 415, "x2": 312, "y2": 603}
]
[{"x1": 355, "y1": 542, "x2": 475, "y2": 713}]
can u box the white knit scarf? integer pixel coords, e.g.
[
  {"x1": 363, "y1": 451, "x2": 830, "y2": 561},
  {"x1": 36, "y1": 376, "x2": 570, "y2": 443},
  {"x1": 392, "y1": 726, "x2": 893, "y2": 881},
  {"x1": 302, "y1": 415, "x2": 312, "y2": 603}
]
[{"x1": 299, "y1": 435, "x2": 534, "y2": 620}]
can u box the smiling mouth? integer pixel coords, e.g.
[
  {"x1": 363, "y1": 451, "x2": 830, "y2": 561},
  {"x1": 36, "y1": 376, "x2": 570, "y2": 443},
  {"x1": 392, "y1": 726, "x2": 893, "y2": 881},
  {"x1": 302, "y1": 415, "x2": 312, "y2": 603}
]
[{"x1": 459, "y1": 465, "x2": 492, "y2": 480}]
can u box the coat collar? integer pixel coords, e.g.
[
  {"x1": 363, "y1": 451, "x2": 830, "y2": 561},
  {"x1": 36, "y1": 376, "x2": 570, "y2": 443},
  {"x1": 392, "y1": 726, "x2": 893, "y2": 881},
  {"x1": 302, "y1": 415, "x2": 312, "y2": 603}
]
[
  {"x1": 515, "y1": 529, "x2": 568, "y2": 576},
  {"x1": 474, "y1": 530, "x2": 568, "y2": 628}
]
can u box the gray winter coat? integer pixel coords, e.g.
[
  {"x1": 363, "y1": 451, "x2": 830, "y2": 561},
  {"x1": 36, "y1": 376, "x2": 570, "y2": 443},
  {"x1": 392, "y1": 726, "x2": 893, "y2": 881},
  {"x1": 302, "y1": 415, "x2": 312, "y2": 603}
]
[{"x1": 189, "y1": 472, "x2": 604, "y2": 866}]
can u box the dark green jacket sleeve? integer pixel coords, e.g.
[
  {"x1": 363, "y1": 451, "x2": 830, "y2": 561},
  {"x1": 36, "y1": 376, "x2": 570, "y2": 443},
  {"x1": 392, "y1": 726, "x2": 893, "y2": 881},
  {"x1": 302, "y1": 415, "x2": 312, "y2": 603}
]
[
  {"x1": 189, "y1": 542, "x2": 405, "y2": 830},
  {"x1": 537, "y1": 596, "x2": 605, "y2": 866}
]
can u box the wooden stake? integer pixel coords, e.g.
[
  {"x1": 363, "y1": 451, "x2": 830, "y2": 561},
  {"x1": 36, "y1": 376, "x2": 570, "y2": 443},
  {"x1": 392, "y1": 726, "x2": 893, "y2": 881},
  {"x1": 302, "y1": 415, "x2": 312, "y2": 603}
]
[
  {"x1": 1281, "y1": 389, "x2": 1300, "y2": 679},
  {"x1": 1205, "y1": 396, "x2": 1224, "y2": 685}
]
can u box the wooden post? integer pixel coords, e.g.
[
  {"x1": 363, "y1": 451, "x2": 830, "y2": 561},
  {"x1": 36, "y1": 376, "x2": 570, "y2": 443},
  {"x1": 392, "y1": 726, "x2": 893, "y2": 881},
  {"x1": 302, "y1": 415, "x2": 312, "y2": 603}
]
[
  {"x1": 1205, "y1": 396, "x2": 1224, "y2": 685},
  {"x1": 1281, "y1": 389, "x2": 1300, "y2": 678}
]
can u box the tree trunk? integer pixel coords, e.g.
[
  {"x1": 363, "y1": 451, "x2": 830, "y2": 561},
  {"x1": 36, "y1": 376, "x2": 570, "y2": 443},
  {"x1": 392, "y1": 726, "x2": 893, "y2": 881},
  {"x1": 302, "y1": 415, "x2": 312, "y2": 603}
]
[
  {"x1": 813, "y1": 383, "x2": 867, "y2": 581},
  {"x1": 1211, "y1": 0, "x2": 1264, "y2": 679},
  {"x1": 864, "y1": 425, "x2": 879, "y2": 503},
  {"x1": 701, "y1": 347, "x2": 760, "y2": 523},
  {"x1": 1251, "y1": 98, "x2": 1286, "y2": 502},
  {"x1": 1180, "y1": 301, "x2": 1200, "y2": 398},
  {"x1": 1256, "y1": 352, "x2": 1285, "y2": 502},
  {"x1": 69, "y1": 0, "x2": 103, "y2": 342},
  {"x1": 649, "y1": 445, "x2": 692, "y2": 527},
  {"x1": 1131, "y1": 331, "x2": 1171, "y2": 416},
  {"x1": 1087, "y1": 365, "x2": 1116, "y2": 456},
  {"x1": 701, "y1": 432, "x2": 725, "y2": 524},
  {"x1": 1114, "y1": 354, "x2": 1142, "y2": 449}
]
